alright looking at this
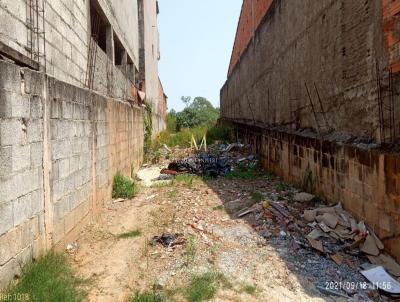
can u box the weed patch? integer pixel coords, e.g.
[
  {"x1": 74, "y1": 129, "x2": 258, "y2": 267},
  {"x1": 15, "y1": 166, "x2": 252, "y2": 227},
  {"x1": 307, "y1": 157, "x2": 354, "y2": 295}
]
[
  {"x1": 241, "y1": 284, "x2": 257, "y2": 295},
  {"x1": 117, "y1": 229, "x2": 142, "y2": 239},
  {"x1": 174, "y1": 174, "x2": 199, "y2": 188},
  {"x1": 152, "y1": 125, "x2": 231, "y2": 150},
  {"x1": 167, "y1": 188, "x2": 179, "y2": 200},
  {"x1": 185, "y1": 272, "x2": 229, "y2": 302},
  {"x1": 209, "y1": 244, "x2": 220, "y2": 255},
  {"x1": 151, "y1": 181, "x2": 172, "y2": 189},
  {"x1": 132, "y1": 291, "x2": 164, "y2": 302},
  {"x1": 112, "y1": 173, "x2": 138, "y2": 199},
  {"x1": 6, "y1": 252, "x2": 86, "y2": 302},
  {"x1": 185, "y1": 235, "x2": 196, "y2": 266}
]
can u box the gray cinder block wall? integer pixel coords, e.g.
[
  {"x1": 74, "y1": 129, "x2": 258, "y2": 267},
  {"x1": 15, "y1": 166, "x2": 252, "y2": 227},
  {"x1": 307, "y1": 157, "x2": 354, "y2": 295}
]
[
  {"x1": 0, "y1": 0, "x2": 139, "y2": 87},
  {"x1": 0, "y1": 59, "x2": 144, "y2": 289}
]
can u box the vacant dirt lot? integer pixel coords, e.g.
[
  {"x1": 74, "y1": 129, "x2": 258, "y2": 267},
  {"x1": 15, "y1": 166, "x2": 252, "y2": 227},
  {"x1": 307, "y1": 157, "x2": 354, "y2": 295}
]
[{"x1": 68, "y1": 149, "x2": 378, "y2": 302}]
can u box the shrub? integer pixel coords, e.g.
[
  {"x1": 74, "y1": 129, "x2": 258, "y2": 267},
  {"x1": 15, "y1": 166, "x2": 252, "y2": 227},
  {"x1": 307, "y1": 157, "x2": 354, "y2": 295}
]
[{"x1": 112, "y1": 173, "x2": 138, "y2": 199}]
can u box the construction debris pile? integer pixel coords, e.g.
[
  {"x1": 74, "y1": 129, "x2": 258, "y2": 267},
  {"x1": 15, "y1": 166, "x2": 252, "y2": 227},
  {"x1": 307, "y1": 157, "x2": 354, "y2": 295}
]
[
  {"x1": 166, "y1": 143, "x2": 258, "y2": 178},
  {"x1": 248, "y1": 195, "x2": 400, "y2": 299}
]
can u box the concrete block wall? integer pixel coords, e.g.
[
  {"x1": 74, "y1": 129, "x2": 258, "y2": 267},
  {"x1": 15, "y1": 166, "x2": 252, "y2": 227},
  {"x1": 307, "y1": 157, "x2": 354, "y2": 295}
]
[
  {"x1": 0, "y1": 63, "x2": 45, "y2": 289},
  {"x1": 230, "y1": 120, "x2": 400, "y2": 262},
  {"x1": 0, "y1": 59, "x2": 144, "y2": 289},
  {"x1": 47, "y1": 78, "x2": 93, "y2": 245},
  {"x1": 0, "y1": 0, "x2": 140, "y2": 90},
  {"x1": 221, "y1": 0, "x2": 387, "y2": 141}
]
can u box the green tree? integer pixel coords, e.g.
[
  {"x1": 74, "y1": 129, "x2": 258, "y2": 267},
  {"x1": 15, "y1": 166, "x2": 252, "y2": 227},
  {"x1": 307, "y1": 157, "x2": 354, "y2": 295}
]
[
  {"x1": 181, "y1": 96, "x2": 192, "y2": 108},
  {"x1": 175, "y1": 96, "x2": 220, "y2": 130}
]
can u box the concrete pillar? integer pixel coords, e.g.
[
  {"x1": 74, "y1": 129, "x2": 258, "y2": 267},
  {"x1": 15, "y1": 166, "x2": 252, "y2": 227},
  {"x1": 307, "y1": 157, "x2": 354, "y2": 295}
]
[
  {"x1": 106, "y1": 26, "x2": 114, "y2": 64},
  {"x1": 121, "y1": 50, "x2": 127, "y2": 75},
  {"x1": 106, "y1": 26, "x2": 114, "y2": 96}
]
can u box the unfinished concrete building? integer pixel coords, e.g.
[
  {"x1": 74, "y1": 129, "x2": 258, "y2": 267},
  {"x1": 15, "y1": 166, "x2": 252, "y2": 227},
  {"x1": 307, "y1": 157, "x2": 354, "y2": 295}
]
[
  {"x1": 221, "y1": 0, "x2": 400, "y2": 260},
  {"x1": 0, "y1": 0, "x2": 165, "y2": 288}
]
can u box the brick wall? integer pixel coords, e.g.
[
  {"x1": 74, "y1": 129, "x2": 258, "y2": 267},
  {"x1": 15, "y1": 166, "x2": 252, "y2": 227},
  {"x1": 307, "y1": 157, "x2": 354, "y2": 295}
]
[
  {"x1": 383, "y1": 0, "x2": 400, "y2": 72},
  {"x1": 228, "y1": 0, "x2": 273, "y2": 76},
  {"x1": 0, "y1": 59, "x2": 144, "y2": 289},
  {"x1": 221, "y1": 0, "x2": 387, "y2": 141},
  {"x1": 228, "y1": 120, "x2": 400, "y2": 262}
]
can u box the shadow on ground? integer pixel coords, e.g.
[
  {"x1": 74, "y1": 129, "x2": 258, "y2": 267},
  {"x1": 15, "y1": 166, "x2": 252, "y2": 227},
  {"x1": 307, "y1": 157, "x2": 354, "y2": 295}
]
[{"x1": 201, "y1": 173, "x2": 373, "y2": 301}]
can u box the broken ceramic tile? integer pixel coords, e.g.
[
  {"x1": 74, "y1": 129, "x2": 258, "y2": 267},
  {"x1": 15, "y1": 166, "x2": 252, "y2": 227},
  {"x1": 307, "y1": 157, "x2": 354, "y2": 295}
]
[{"x1": 360, "y1": 234, "x2": 380, "y2": 256}]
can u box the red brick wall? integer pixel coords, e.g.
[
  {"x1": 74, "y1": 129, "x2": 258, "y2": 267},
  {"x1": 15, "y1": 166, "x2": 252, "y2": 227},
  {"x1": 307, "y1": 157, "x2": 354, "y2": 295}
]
[
  {"x1": 228, "y1": 0, "x2": 273, "y2": 76},
  {"x1": 383, "y1": 0, "x2": 400, "y2": 72}
]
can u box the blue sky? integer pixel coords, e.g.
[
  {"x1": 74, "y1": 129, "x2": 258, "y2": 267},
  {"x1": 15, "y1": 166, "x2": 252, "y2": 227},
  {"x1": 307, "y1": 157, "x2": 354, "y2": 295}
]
[{"x1": 158, "y1": 0, "x2": 242, "y2": 112}]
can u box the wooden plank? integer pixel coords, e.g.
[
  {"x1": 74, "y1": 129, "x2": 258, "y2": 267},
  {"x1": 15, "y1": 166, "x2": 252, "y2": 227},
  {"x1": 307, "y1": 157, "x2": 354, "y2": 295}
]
[{"x1": 0, "y1": 41, "x2": 39, "y2": 70}]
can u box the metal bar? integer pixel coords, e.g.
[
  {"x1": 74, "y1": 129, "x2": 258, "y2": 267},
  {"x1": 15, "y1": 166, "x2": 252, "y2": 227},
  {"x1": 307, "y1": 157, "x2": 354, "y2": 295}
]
[
  {"x1": 314, "y1": 83, "x2": 331, "y2": 131},
  {"x1": 389, "y1": 68, "x2": 395, "y2": 142},
  {"x1": 376, "y1": 63, "x2": 384, "y2": 143},
  {"x1": 35, "y1": 0, "x2": 39, "y2": 62},
  {"x1": 42, "y1": 0, "x2": 46, "y2": 72},
  {"x1": 29, "y1": 0, "x2": 33, "y2": 60},
  {"x1": 305, "y1": 82, "x2": 321, "y2": 135}
]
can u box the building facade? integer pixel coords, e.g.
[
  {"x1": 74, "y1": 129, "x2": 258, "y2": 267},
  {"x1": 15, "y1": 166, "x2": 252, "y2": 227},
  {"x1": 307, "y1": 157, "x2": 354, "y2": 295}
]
[
  {"x1": 0, "y1": 0, "x2": 165, "y2": 288},
  {"x1": 221, "y1": 0, "x2": 400, "y2": 261}
]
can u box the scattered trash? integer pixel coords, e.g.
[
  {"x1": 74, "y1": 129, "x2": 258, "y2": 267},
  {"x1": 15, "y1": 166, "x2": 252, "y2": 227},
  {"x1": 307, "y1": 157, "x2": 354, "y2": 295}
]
[
  {"x1": 113, "y1": 198, "x2": 126, "y2": 203},
  {"x1": 223, "y1": 143, "x2": 244, "y2": 152},
  {"x1": 146, "y1": 194, "x2": 157, "y2": 201},
  {"x1": 361, "y1": 266, "x2": 400, "y2": 294},
  {"x1": 367, "y1": 253, "x2": 400, "y2": 277},
  {"x1": 165, "y1": 142, "x2": 257, "y2": 178},
  {"x1": 151, "y1": 233, "x2": 186, "y2": 248},
  {"x1": 66, "y1": 242, "x2": 79, "y2": 254},
  {"x1": 163, "y1": 144, "x2": 172, "y2": 153},
  {"x1": 160, "y1": 169, "x2": 177, "y2": 175},
  {"x1": 153, "y1": 174, "x2": 173, "y2": 181},
  {"x1": 279, "y1": 231, "x2": 287, "y2": 238}
]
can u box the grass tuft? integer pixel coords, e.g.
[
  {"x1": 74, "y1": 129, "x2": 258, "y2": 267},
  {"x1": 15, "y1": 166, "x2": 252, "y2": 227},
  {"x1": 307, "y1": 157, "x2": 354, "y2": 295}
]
[
  {"x1": 112, "y1": 172, "x2": 139, "y2": 199},
  {"x1": 117, "y1": 229, "x2": 142, "y2": 239},
  {"x1": 241, "y1": 284, "x2": 257, "y2": 295},
  {"x1": 132, "y1": 291, "x2": 164, "y2": 302},
  {"x1": 167, "y1": 188, "x2": 179, "y2": 200},
  {"x1": 174, "y1": 174, "x2": 199, "y2": 188},
  {"x1": 6, "y1": 252, "x2": 86, "y2": 302},
  {"x1": 185, "y1": 273, "x2": 218, "y2": 302}
]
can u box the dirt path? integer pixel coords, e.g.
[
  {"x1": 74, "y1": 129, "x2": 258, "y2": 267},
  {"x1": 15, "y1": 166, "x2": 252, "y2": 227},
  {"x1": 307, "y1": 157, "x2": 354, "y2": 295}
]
[{"x1": 68, "y1": 163, "x2": 348, "y2": 302}]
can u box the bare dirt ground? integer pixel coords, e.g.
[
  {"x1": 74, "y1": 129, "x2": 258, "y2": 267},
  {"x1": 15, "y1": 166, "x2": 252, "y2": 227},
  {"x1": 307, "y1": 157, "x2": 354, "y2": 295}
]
[{"x1": 68, "y1": 163, "x2": 347, "y2": 302}]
